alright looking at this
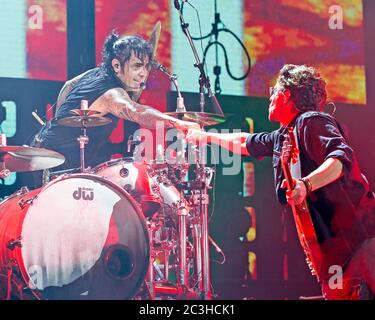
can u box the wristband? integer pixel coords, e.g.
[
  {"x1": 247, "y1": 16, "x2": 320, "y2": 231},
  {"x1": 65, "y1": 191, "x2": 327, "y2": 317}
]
[{"x1": 299, "y1": 177, "x2": 312, "y2": 195}]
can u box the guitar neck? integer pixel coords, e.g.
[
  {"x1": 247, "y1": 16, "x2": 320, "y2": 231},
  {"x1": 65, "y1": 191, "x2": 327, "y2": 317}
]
[{"x1": 281, "y1": 162, "x2": 321, "y2": 281}]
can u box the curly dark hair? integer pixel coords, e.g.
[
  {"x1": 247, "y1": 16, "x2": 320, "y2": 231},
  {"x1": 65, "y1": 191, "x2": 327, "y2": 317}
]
[
  {"x1": 275, "y1": 64, "x2": 327, "y2": 112},
  {"x1": 101, "y1": 30, "x2": 153, "y2": 75}
]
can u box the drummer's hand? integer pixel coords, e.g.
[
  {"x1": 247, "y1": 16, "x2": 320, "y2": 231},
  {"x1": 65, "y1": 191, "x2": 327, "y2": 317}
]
[{"x1": 186, "y1": 128, "x2": 209, "y2": 145}]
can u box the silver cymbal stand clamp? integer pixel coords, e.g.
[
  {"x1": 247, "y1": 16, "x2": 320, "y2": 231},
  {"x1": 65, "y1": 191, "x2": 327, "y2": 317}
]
[{"x1": 77, "y1": 101, "x2": 90, "y2": 173}]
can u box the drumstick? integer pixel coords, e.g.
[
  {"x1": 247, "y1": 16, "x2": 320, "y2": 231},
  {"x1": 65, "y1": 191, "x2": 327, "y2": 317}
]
[{"x1": 32, "y1": 111, "x2": 45, "y2": 126}]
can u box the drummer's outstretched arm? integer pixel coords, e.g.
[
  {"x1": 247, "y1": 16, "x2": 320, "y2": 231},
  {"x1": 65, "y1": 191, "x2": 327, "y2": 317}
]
[
  {"x1": 102, "y1": 88, "x2": 200, "y2": 131},
  {"x1": 187, "y1": 130, "x2": 250, "y2": 156}
]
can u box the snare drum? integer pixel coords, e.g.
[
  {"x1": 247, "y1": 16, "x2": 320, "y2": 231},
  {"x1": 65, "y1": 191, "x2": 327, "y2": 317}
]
[{"x1": 0, "y1": 174, "x2": 149, "y2": 300}]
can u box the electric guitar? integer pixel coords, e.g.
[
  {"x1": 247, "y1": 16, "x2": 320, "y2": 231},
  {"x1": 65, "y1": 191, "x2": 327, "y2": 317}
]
[{"x1": 281, "y1": 127, "x2": 322, "y2": 281}]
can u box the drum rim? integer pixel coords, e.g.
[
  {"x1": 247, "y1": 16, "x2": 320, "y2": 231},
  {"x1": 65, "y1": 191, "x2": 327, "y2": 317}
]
[
  {"x1": 17, "y1": 173, "x2": 150, "y2": 300},
  {"x1": 91, "y1": 157, "x2": 135, "y2": 172}
]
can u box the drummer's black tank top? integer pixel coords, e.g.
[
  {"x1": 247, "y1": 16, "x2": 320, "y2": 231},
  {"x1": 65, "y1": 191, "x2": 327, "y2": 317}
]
[{"x1": 35, "y1": 67, "x2": 125, "y2": 170}]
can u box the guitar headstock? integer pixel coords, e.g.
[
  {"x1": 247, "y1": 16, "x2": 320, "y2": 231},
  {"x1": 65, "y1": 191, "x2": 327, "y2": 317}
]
[{"x1": 281, "y1": 127, "x2": 299, "y2": 166}]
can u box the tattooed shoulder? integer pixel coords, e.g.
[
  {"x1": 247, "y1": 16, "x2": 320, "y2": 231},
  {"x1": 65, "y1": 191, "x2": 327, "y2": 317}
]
[{"x1": 102, "y1": 88, "x2": 140, "y2": 120}]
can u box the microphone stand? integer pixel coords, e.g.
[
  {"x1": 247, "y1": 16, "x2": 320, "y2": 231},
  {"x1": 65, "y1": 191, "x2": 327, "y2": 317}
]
[
  {"x1": 154, "y1": 62, "x2": 186, "y2": 113},
  {"x1": 174, "y1": 1, "x2": 220, "y2": 300},
  {"x1": 154, "y1": 62, "x2": 190, "y2": 293},
  {"x1": 174, "y1": 1, "x2": 224, "y2": 116}
]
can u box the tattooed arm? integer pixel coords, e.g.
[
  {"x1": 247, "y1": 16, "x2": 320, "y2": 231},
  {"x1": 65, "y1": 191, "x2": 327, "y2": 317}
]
[
  {"x1": 56, "y1": 70, "x2": 91, "y2": 110},
  {"x1": 101, "y1": 88, "x2": 200, "y2": 131}
]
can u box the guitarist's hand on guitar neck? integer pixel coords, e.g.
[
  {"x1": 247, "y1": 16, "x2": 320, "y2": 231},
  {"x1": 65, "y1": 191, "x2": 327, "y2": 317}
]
[{"x1": 281, "y1": 178, "x2": 307, "y2": 206}]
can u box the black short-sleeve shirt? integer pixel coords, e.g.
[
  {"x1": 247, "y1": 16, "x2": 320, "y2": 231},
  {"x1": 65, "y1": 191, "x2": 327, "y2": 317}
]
[{"x1": 246, "y1": 111, "x2": 374, "y2": 279}]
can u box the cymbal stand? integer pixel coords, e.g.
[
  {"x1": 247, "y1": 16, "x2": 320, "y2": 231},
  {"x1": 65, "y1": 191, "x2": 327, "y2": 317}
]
[
  {"x1": 174, "y1": 135, "x2": 190, "y2": 290},
  {"x1": 78, "y1": 120, "x2": 89, "y2": 173},
  {"x1": 177, "y1": 201, "x2": 189, "y2": 288},
  {"x1": 190, "y1": 142, "x2": 214, "y2": 300},
  {"x1": 198, "y1": 166, "x2": 214, "y2": 299},
  {"x1": 191, "y1": 217, "x2": 202, "y2": 290}
]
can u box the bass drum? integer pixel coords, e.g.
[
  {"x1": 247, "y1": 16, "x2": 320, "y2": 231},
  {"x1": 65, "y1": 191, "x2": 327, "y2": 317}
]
[{"x1": 0, "y1": 174, "x2": 149, "y2": 300}]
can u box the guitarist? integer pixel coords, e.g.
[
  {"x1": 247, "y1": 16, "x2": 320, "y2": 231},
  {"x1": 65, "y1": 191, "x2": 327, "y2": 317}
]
[{"x1": 187, "y1": 64, "x2": 375, "y2": 299}]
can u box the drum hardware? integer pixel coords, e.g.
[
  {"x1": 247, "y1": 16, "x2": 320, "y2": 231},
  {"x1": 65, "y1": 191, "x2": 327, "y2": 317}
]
[
  {"x1": 119, "y1": 167, "x2": 129, "y2": 177},
  {"x1": 191, "y1": 222, "x2": 202, "y2": 287},
  {"x1": 177, "y1": 180, "x2": 205, "y2": 191},
  {"x1": 176, "y1": 204, "x2": 189, "y2": 287},
  {"x1": 146, "y1": 220, "x2": 158, "y2": 300},
  {"x1": 152, "y1": 260, "x2": 164, "y2": 281},
  {"x1": 4, "y1": 259, "x2": 18, "y2": 300},
  {"x1": 131, "y1": 122, "x2": 219, "y2": 300},
  {"x1": 171, "y1": 2, "x2": 225, "y2": 298},
  {"x1": 6, "y1": 237, "x2": 22, "y2": 250},
  {"x1": 191, "y1": 191, "x2": 209, "y2": 206},
  {"x1": 18, "y1": 196, "x2": 37, "y2": 210},
  {"x1": 57, "y1": 102, "x2": 112, "y2": 173},
  {"x1": 0, "y1": 162, "x2": 10, "y2": 179},
  {"x1": 45, "y1": 167, "x2": 81, "y2": 184},
  {"x1": 7, "y1": 186, "x2": 30, "y2": 200}
]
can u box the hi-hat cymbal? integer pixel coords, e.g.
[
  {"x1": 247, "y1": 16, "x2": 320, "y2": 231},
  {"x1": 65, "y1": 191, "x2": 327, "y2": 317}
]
[
  {"x1": 165, "y1": 111, "x2": 225, "y2": 126},
  {"x1": 57, "y1": 115, "x2": 112, "y2": 127},
  {"x1": 0, "y1": 146, "x2": 65, "y2": 172},
  {"x1": 69, "y1": 109, "x2": 100, "y2": 116}
]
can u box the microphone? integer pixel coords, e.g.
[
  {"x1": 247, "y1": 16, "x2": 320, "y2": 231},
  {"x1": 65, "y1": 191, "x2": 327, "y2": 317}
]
[
  {"x1": 139, "y1": 82, "x2": 146, "y2": 90},
  {"x1": 152, "y1": 60, "x2": 186, "y2": 112},
  {"x1": 152, "y1": 60, "x2": 177, "y2": 81},
  {"x1": 174, "y1": 0, "x2": 188, "y2": 11},
  {"x1": 174, "y1": 0, "x2": 181, "y2": 10}
]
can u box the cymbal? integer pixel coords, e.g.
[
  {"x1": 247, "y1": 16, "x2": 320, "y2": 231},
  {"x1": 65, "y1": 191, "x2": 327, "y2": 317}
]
[
  {"x1": 69, "y1": 109, "x2": 100, "y2": 116},
  {"x1": 57, "y1": 115, "x2": 112, "y2": 127},
  {"x1": 165, "y1": 111, "x2": 225, "y2": 126},
  {"x1": 0, "y1": 146, "x2": 65, "y2": 172}
]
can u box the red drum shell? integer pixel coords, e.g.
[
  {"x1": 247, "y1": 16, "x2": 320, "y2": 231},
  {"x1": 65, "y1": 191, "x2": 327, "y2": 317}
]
[{"x1": 0, "y1": 174, "x2": 149, "y2": 300}]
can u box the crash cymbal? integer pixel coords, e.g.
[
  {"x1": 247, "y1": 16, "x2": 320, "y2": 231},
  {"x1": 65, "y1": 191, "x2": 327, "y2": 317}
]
[
  {"x1": 165, "y1": 111, "x2": 225, "y2": 126},
  {"x1": 57, "y1": 115, "x2": 112, "y2": 127},
  {"x1": 0, "y1": 146, "x2": 65, "y2": 172}
]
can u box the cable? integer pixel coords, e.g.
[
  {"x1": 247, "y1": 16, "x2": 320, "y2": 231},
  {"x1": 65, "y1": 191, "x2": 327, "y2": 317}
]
[
  {"x1": 206, "y1": 143, "x2": 217, "y2": 223},
  {"x1": 183, "y1": 1, "x2": 210, "y2": 78},
  {"x1": 202, "y1": 30, "x2": 251, "y2": 81},
  {"x1": 180, "y1": 0, "x2": 251, "y2": 93}
]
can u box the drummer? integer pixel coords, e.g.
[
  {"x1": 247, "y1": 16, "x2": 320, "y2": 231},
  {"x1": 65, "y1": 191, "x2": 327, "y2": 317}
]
[{"x1": 30, "y1": 30, "x2": 199, "y2": 185}]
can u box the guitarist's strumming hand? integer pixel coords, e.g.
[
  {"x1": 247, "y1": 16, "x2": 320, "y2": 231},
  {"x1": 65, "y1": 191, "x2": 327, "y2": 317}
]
[
  {"x1": 281, "y1": 178, "x2": 307, "y2": 206},
  {"x1": 280, "y1": 129, "x2": 308, "y2": 206}
]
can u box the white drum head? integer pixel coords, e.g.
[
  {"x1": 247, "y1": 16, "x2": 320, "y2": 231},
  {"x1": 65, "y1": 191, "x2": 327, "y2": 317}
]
[{"x1": 19, "y1": 174, "x2": 149, "y2": 299}]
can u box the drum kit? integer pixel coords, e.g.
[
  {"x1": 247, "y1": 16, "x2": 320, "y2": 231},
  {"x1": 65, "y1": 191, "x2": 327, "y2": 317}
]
[{"x1": 0, "y1": 106, "x2": 225, "y2": 300}]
